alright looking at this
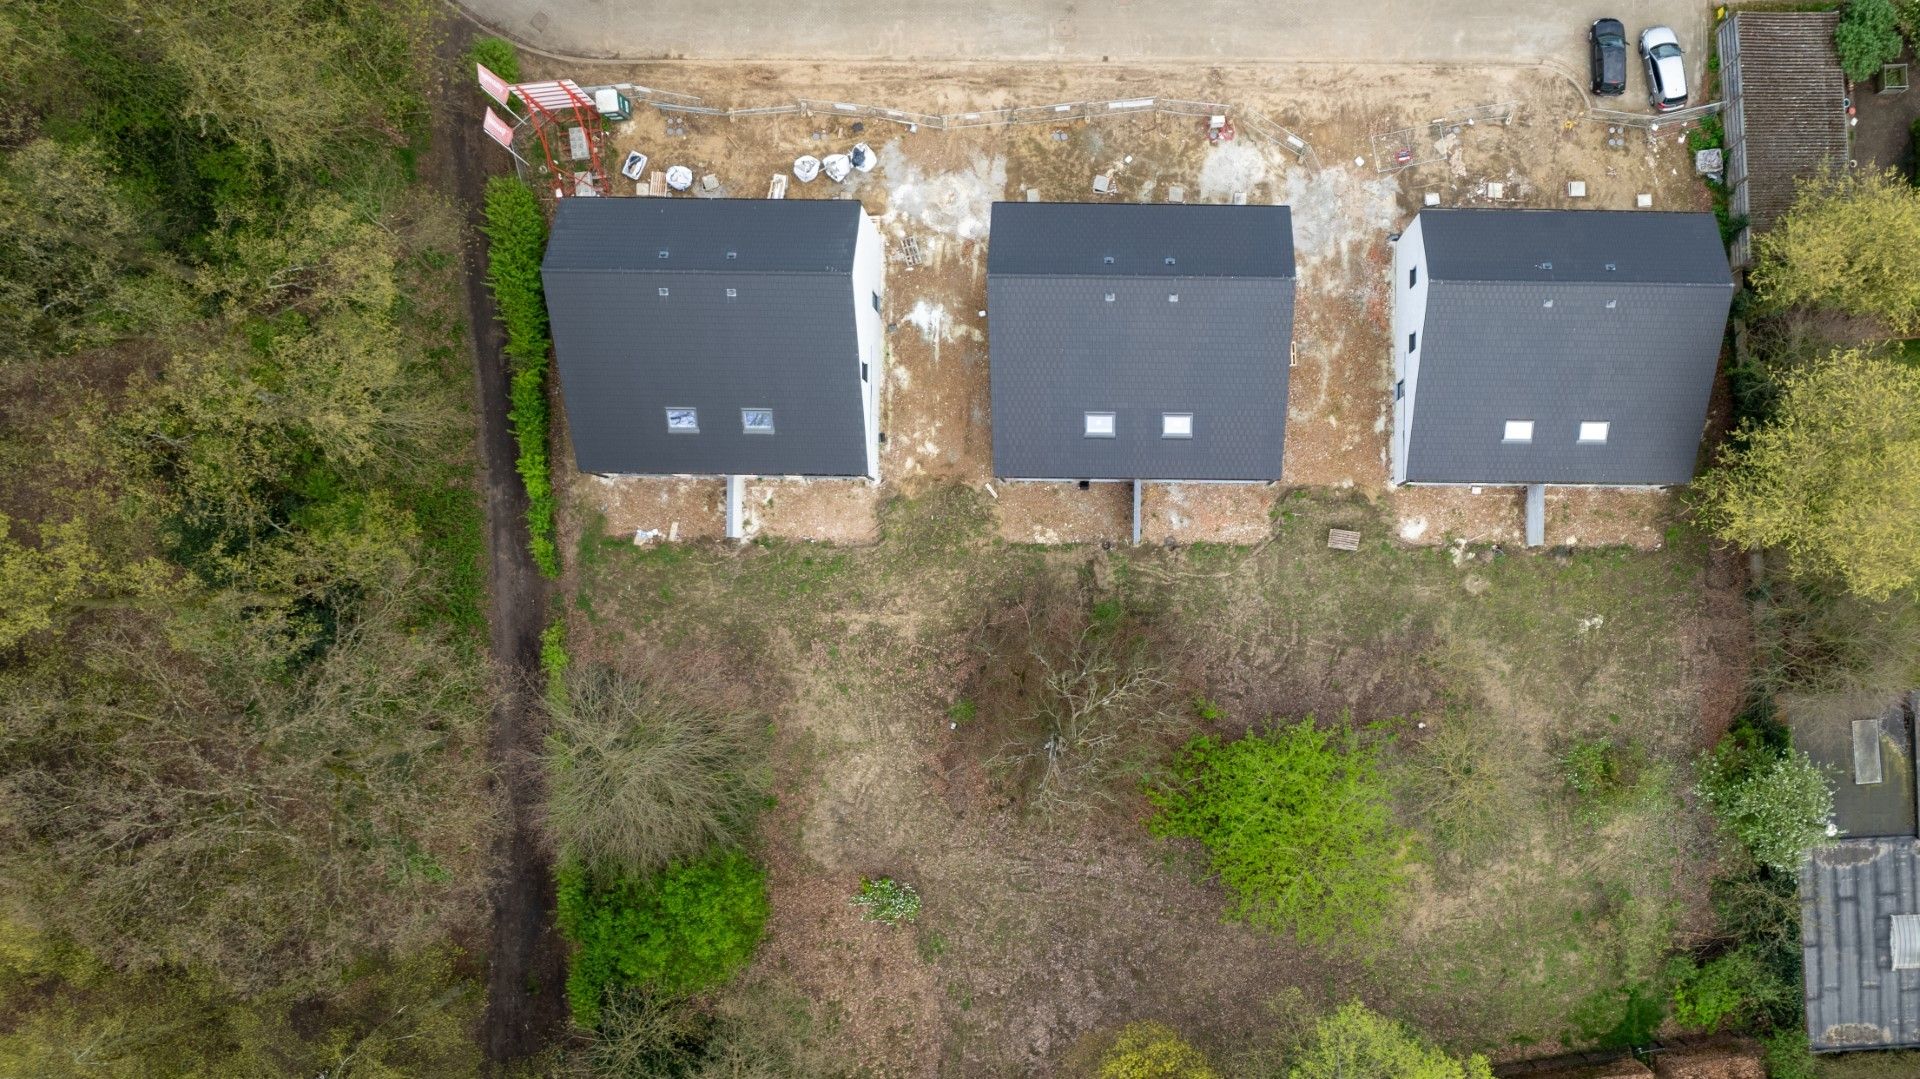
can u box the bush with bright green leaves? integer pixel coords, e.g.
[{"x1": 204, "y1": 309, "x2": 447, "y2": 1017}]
[
  {"x1": 1668, "y1": 947, "x2": 1796, "y2": 1032},
  {"x1": 1696, "y1": 731, "x2": 1835, "y2": 875},
  {"x1": 556, "y1": 849, "x2": 770, "y2": 1027},
  {"x1": 1836, "y1": 0, "x2": 1907, "y2": 83},
  {"x1": 851, "y1": 877, "x2": 921, "y2": 926},
  {"x1": 1148, "y1": 719, "x2": 1411, "y2": 944},
  {"x1": 480, "y1": 177, "x2": 559, "y2": 577},
  {"x1": 465, "y1": 36, "x2": 520, "y2": 83},
  {"x1": 1287, "y1": 1001, "x2": 1494, "y2": 1079}
]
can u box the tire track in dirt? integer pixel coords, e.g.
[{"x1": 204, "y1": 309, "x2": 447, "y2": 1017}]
[{"x1": 428, "y1": 17, "x2": 568, "y2": 1065}]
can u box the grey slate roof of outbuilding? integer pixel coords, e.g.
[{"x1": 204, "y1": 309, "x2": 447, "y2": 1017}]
[
  {"x1": 1802, "y1": 838, "x2": 1920, "y2": 1051},
  {"x1": 987, "y1": 202, "x2": 1295, "y2": 481},
  {"x1": 541, "y1": 197, "x2": 868, "y2": 477},
  {"x1": 1404, "y1": 209, "x2": 1733, "y2": 486}
]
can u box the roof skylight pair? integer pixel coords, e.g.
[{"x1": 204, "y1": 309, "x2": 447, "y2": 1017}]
[{"x1": 1084, "y1": 412, "x2": 1192, "y2": 439}]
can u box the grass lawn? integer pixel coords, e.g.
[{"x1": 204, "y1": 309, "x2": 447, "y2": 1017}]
[{"x1": 565, "y1": 485, "x2": 1729, "y2": 1074}]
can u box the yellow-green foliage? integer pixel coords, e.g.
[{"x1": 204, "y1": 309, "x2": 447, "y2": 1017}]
[
  {"x1": 1751, "y1": 168, "x2": 1920, "y2": 333},
  {"x1": 1098, "y1": 1021, "x2": 1220, "y2": 1079},
  {"x1": 1697, "y1": 349, "x2": 1920, "y2": 599},
  {"x1": 1288, "y1": 1002, "x2": 1493, "y2": 1079},
  {"x1": 1148, "y1": 719, "x2": 1412, "y2": 944}
]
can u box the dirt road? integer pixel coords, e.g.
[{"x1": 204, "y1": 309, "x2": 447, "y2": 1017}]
[{"x1": 430, "y1": 18, "x2": 568, "y2": 1064}]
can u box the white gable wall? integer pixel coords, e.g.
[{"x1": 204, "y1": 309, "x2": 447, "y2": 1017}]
[
  {"x1": 1389, "y1": 216, "x2": 1429, "y2": 486},
  {"x1": 851, "y1": 211, "x2": 884, "y2": 481}
]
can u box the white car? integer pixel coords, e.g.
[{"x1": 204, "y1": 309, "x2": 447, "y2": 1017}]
[{"x1": 1639, "y1": 26, "x2": 1688, "y2": 112}]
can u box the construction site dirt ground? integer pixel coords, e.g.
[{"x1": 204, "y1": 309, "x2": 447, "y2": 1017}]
[{"x1": 550, "y1": 59, "x2": 1711, "y2": 552}]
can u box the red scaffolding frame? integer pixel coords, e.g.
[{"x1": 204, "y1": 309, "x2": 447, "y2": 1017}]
[{"x1": 510, "y1": 79, "x2": 607, "y2": 197}]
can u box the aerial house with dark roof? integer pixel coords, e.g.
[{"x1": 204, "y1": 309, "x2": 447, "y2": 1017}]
[
  {"x1": 1389, "y1": 209, "x2": 1733, "y2": 545},
  {"x1": 541, "y1": 197, "x2": 884, "y2": 537},
  {"x1": 986, "y1": 202, "x2": 1296, "y2": 543}
]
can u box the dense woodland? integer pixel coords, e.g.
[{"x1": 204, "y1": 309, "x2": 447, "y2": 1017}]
[{"x1": 0, "y1": 0, "x2": 495, "y2": 1073}]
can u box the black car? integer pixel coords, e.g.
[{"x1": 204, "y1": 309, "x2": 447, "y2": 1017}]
[{"x1": 1589, "y1": 18, "x2": 1628, "y2": 96}]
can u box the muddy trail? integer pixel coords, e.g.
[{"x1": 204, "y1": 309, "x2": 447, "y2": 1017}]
[{"x1": 428, "y1": 17, "x2": 568, "y2": 1065}]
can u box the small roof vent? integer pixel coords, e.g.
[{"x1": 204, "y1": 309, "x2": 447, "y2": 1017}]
[
  {"x1": 1537, "y1": 261, "x2": 1553, "y2": 271},
  {"x1": 1893, "y1": 915, "x2": 1920, "y2": 969},
  {"x1": 657, "y1": 249, "x2": 670, "y2": 259},
  {"x1": 1604, "y1": 262, "x2": 1617, "y2": 272},
  {"x1": 726, "y1": 250, "x2": 738, "y2": 260},
  {"x1": 1605, "y1": 299, "x2": 1617, "y2": 309},
  {"x1": 1103, "y1": 255, "x2": 1115, "y2": 265},
  {"x1": 1164, "y1": 256, "x2": 1177, "y2": 266},
  {"x1": 1104, "y1": 292, "x2": 1116, "y2": 303},
  {"x1": 1168, "y1": 293, "x2": 1180, "y2": 303},
  {"x1": 1542, "y1": 299, "x2": 1554, "y2": 308}
]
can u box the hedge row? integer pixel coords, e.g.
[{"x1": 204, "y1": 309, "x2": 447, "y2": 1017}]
[{"x1": 480, "y1": 177, "x2": 559, "y2": 577}]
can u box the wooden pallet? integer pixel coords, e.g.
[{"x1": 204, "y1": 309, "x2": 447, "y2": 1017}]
[{"x1": 1326, "y1": 528, "x2": 1361, "y2": 552}]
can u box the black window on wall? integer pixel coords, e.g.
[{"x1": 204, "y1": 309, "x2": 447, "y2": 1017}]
[
  {"x1": 871, "y1": 292, "x2": 880, "y2": 313},
  {"x1": 1408, "y1": 332, "x2": 1417, "y2": 353},
  {"x1": 1409, "y1": 266, "x2": 1418, "y2": 288}
]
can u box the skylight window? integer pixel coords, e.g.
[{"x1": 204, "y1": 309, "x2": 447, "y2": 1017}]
[
  {"x1": 666, "y1": 407, "x2": 699, "y2": 433},
  {"x1": 742, "y1": 408, "x2": 774, "y2": 434},
  {"x1": 1161, "y1": 413, "x2": 1193, "y2": 439},
  {"x1": 1578, "y1": 421, "x2": 1610, "y2": 444},
  {"x1": 1503, "y1": 420, "x2": 1534, "y2": 443},
  {"x1": 1083, "y1": 411, "x2": 1116, "y2": 438}
]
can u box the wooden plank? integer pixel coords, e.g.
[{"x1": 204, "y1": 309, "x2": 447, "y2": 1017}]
[
  {"x1": 1854, "y1": 719, "x2": 1885, "y2": 785},
  {"x1": 1327, "y1": 528, "x2": 1361, "y2": 551}
]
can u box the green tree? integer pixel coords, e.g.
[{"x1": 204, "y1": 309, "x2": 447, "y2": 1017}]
[
  {"x1": 1836, "y1": 0, "x2": 1908, "y2": 82},
  {"x1": 1148, "y1": 719, "x2": 1412, "y2": 944},
  {"x1": 1668, "y1": 947, "x2": 1795, "y2": 1032},
  {"x1": 1099, "y1": 1021, "x2": 1220, "y2": 1079},
  {"x1": 1696, "y1": 349, "x2": 1920, "y2": 599},
  {"x1": 1751, "y1": 168, "x2": 1920, "y2": 333},
  {"x1": 1288, "y1": 1002, "x2": 1493, "y2": 1079},
  {"x1": 1696, "y1": 735, "x2": 1835, "y2": 876},
  {"x1": 556, "y1": 850, "x2": 770, "y2": 1027}
]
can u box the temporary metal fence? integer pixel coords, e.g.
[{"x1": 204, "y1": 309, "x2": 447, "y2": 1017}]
[
  {"x1": 1586, "y1": 100, "x2": 1722, "y2": 129},
  {"x1": 579, "y1": 84, "x2": 1318, "y2": 164}
]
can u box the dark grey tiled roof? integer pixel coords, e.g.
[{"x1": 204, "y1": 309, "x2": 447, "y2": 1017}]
[
  {"x1": 1406, "y1": 210, "x2": 1733, "y2": 485},
  {"x1": 1803, "y1": 838, "x2": 1920, "y2": 1051},
  {"x1": 541, "y1": 198, "x2": 868, "y2": 477},
  {"x1": 1418, "y1": 209, "x2": 1735, "y2": 284},
  {"x1": 988, "y1": 203, "x2": 1295, "y2": 481},
  {"x1": 989, "y1": 202, "x2": 1296, "y2": 278}
]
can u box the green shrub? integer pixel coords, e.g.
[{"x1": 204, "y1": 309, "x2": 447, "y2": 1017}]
[
  {"x1": 851, "y1": 877, "x2": 921, "y2": 926},
  {"x1": 1148, "y1": 719, "x2": 1412, "y2": 944},
  {"x1": 1762, "y1": 1029, "x2": 1819, "y2": 1079},
  {"x1": 465, "y1": 35, "x2": 520, "y2": 83},
  {"x1": 1687, "y1": 115, "x2": 1724, "y2": 153},
  {"x1": 1560, "y1": 734, "x2": 1653, "y2": 816},
  {"x1": 540, "y1": 619, "x2": 570, "y2": 682},
  {"x1": 1668, "y1": 947, "x2": 1795, "y2": 1032},
  {"x1": 1097, "y1": 1020, "x2": 1219, "y2": 1079},
  {"x1": 1696, "y1": 733, "x2": 1835, "y2": 875},
  {"x1": 480, "y1": 177, "x2": 558, "y2": 577},
  {"x1": 1288, "y1": 1001, "x2": 1493, "y2": 1079},
  {"x1": 556, "y1": 849, "x2": 769, "y2": 1027},
  {"x1": 1836, "y1": 0, "x2": 1907, "y2": 83}
]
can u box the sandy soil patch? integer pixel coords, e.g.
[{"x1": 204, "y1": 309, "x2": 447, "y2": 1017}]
[
  {"x1": 1141, "y1": 482, "x2": 1279, "y2": 546},
  {"x1": 993, "y1": 481, "x2": 1131, "y2": 545}
]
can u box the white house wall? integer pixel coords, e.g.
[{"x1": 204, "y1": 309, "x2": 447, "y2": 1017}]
[
  {"x1": 1389, "y1": 216, "x2": 1429, "y2": 486},
  {"x1": 851, "y1": 212, "x2": 885, "y2": 481}
]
